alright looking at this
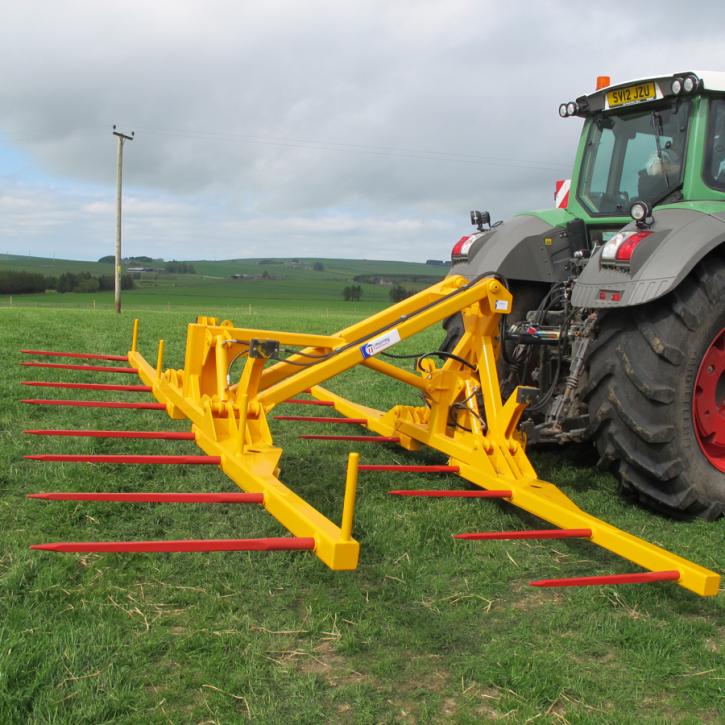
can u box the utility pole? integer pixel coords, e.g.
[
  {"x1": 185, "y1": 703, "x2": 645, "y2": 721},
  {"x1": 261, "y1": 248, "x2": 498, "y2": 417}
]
[{"x1": 112, "y1": 125, "x2": 134, "y2": 314}]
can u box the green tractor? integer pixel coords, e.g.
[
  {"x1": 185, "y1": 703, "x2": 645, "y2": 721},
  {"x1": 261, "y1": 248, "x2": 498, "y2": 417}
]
[{"x1": 445, "y1": 71, "x2": 725, "y2": 519}]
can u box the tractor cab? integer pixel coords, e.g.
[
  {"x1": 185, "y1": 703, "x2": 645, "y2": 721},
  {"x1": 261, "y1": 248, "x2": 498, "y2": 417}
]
[{"x1": 560, "y1": 71, "x2": 725, "y2": 247}]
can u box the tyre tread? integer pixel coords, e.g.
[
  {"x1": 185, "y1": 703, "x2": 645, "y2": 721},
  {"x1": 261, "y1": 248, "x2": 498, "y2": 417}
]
[{"x1": 586, "y1": 257, "x2": 725, "y2": 519}]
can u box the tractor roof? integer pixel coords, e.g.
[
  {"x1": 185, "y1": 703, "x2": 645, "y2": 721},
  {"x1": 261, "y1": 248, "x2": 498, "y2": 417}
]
[
  {"x1": 601, "y1": 71, "x2": 725, "y2": 94},
  {"x1": 560, "y1": 71, "x2": 725, "y2": 118}
]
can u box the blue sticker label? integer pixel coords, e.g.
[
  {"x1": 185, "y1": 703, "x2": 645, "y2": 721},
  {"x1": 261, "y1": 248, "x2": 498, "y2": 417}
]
[{"x1": 360, "y1": 329, "x2": 401, "y2": 359}]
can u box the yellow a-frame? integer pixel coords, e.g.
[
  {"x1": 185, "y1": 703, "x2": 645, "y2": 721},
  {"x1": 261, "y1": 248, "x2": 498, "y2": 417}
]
[{"x1": 127, "y1": 275, "x2": 719, "y2": 596}]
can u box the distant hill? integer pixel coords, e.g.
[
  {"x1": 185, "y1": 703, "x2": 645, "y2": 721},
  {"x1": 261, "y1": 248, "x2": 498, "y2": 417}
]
[
  {"x1": 0, "y1": 253, "x2": 115, "y2": 276},
  {"x1": 0, "y1": 254, "x2": 445, "y2": 279},
  {"x1": 0, "y1": 254, "x2": 450, "y2": 309}
]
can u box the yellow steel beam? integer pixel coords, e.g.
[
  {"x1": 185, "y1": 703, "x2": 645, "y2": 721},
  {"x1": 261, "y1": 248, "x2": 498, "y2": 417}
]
[{"x1": 188, "y1": 322, "x2": 344, "y2": 350}]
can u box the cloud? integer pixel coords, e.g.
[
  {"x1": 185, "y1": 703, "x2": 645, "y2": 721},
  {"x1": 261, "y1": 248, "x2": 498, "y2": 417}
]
[{"x1": 1, "y1": 1, "x2": 723, "y2": 260}]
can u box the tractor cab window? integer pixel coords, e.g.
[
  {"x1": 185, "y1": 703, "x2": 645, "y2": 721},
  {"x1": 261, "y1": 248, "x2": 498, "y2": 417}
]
[
  {"x1": 704, "y1": 98, "x2": 725, "y2": 191},
  {"x1": 578, "y1": 101, "x2": 691, "y2": 215}
]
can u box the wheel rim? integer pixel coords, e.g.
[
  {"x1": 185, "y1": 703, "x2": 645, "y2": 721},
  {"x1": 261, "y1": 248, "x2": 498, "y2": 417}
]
[{"x1": 693, "y1": 327, "x2": 725, "y2": 472}]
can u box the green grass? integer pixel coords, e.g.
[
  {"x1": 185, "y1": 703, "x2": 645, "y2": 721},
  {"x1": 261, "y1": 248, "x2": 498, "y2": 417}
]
[{"x1": 1, "y1": 301, "x2": 723, "y2": 724}]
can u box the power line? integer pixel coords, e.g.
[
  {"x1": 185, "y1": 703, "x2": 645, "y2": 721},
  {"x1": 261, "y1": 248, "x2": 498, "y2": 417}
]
[
  {"x1": 133, "y1": 123, "x2": 569, "y2": 173},
  {"x1": 0, "y1": 122, "x2": 570, "y2": 174}
]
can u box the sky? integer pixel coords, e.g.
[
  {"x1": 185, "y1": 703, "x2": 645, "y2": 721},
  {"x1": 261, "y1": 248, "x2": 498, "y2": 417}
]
[{"x1": 1, "y1": 1, "x2": 724, "y2": 263}]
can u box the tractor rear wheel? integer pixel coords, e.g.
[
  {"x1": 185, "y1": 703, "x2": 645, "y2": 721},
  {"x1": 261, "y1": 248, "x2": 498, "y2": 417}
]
[{"x1": 585, "y1": 257, "x2": 725, "y2": 519}]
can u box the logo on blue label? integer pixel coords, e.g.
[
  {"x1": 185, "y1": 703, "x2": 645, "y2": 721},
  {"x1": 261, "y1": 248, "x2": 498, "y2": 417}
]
[{"x1": 360, "y1": 329, "x2": 401, "y2": 359}]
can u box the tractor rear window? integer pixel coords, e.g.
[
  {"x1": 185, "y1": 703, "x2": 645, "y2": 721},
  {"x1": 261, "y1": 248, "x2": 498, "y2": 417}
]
[
  {"x1": 704, "y1": 99, "x2": 725, "y2": 191},
  {"x1": 578, "y1": 101, "x2": 691, "y2": 215}
]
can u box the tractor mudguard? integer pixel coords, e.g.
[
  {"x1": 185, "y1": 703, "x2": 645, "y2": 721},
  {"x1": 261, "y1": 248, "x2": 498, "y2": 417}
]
[
  {"x1": 571, "y1": 207, "x2": 725, "y2": 308},
  {"x1": 451, "y1": 211, "x2": 575, "y2": 284}
]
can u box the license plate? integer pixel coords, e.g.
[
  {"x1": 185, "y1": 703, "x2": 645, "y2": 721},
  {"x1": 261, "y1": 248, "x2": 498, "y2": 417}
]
[{"x1": 607, "y1": 81, "x2": 656, "y2": 108}]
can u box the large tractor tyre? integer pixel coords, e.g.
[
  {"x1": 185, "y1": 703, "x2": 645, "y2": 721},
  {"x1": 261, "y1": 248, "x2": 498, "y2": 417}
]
[{"x1": 585, "y1": 257, "x2": 725, "y2": 520}]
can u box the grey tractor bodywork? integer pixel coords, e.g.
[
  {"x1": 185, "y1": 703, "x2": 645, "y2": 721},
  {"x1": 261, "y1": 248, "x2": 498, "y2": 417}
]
[{"x1": 452, "y1": 207, "x2": 725, "y2": 309}]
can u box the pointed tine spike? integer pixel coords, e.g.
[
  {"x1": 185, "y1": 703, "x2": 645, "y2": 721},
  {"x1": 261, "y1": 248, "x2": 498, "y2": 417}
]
[
  {"x1": 300, "y1": 434, "x2": 401, "y2": 442},
  {"x1": 389, "y1": 489, "x2": 512, "y2": 498},
  {"x1": 30, "y1": 537, "x2": 316, "y2": 553},
  {"x1": 22, "y1": 399, "x2": 165, "y2": 410},
  {"x1": 530, "y1": 570, "x2": 681, "y2": 588},
  {"x1": 21, "y1": 381, "x2": 152, "y2": 392},
  {"x1": 453, "y1": 528, "x2": 592, "y2": 540},
  {"x1": 20, "y1": 362, "x2": 138, "y2": 374},
  {"x1": 24, "y1": 429, "x2": 195, "y2": 440},
  {"x1": 21, "y1": 349, "x2": 129, "y2": 362},
  {"x1": 274, "y1": 415, "x2": 367, "y2": 424},
  {"x1": 24, "y1": 454, "x2": 221, "y2": 464},
  {"x1": 283, "y1": 399, "x2": 335, "y2": 406},
  {"x1": 27, "y1": 492, "x2": 264, "y2": 503},
  {"x1": 359, "y1": 464, "x2": 459, "y2": 473}
]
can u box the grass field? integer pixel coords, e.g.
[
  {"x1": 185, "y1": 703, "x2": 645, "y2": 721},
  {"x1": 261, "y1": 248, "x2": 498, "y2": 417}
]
[
  {"x1": 0, "y1": 254, "x2": 447, "y2": 311},
  {"x1": 0, "y1": 280, "x2": 723, "y2": 722}
]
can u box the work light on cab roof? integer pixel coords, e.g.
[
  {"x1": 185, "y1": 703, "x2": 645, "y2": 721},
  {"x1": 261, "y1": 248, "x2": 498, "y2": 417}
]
[{"x1": 557, "y1": 71, "x2": 725, "y2": 119}]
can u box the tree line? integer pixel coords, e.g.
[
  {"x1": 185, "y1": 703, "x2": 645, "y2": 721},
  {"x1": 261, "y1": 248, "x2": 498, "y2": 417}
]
[
  {"x1": 0, "y1": 270, "x2": 135, "y2": 295},
  {"x1": 342, "y1": 285, "x2": 362, "y2": 301},
  {"x1": 341, "y1": 284, "x2": 415, "y2": 302}
]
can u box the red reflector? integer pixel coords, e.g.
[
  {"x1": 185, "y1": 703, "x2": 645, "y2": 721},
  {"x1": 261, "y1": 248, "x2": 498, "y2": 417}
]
[
  {"x1": 451, "y1": 235, "x2": 471, "y2": 257},
  {"x1": 598, "y1": 291, "x2": 607, "y2": 300},
  {"x1": 615, "y1": 230, "x2": 652, "y2": 261},
  {"x1": 611, "y1": 292, "x2": 622, "y2": 302}
]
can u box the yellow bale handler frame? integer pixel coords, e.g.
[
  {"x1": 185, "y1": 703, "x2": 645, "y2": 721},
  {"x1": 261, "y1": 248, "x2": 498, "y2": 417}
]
[{"x1": 127, "y1": 275, "x2": 720, "y2": 596}]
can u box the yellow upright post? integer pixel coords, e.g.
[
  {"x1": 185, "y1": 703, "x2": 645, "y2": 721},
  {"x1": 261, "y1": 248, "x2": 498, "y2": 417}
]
[
  {"x1": 341, "y1": 452, "x2": 359, "y2": 541},
  {"x1": 131, "y1": 319, "x2": 139, "y2": 353},
  {"x1": 156, "y1": 340, "x2": 165, "y2": 378}
]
